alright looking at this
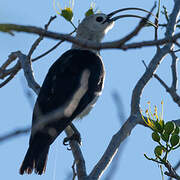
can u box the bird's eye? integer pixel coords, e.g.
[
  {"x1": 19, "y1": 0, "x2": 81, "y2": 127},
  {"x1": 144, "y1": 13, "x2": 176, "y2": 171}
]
[{"x1": 96, "y1": 16, "x2": 104, "y2": 22}]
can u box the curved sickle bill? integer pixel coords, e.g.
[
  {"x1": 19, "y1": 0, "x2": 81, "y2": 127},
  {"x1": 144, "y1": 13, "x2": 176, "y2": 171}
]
[
  {"x1": 106, "y1": 7, "x2": 157, "y2": 28},
  {"x1": 107, "y1": 7, "x2": 158, "y2": 20},
  {"x1": 110, "y1": 14, "x2": 157, "y2": 28}
]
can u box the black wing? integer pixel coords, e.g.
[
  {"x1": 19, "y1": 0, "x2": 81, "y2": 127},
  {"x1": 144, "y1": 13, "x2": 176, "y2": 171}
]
[{"x1": 32, "y1": 49, "x2": 105, "y2": 131}]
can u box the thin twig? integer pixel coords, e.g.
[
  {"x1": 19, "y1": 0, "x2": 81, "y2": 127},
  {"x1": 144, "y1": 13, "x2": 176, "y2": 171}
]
[
  {"x1": 162, "y1": 5, "x2": 169, "y2": 22},
  {"x1": 32, "y1": 29, "x2": 76, "y2": 62},
  {"x1": 32, "y1": 40, "x2": 65, "y2": 62},
  {"x1": 170, "y1": 51, "x2": 179, "y2": 90},
  {"x1": 154, "y1": 0, "x2": 160, "y2": 50},
  {"x1": 0, "y1": 127, "x2": 30, "y2": 143},
  {"x1": 0, "y1": 52, "x2": 17, "y2": 72},
  {"x1": 174, "y1": 161, "x2": 180, "y2": 171},
  {"x1": 72, "y1": 160, "x2": 77, "y2": 180},
  {"x1": 0, "y1": 52, "x2": 20, "y2": 79},
  {"x1": 0, "y1": 68, "x2": 19, "y2": 88},
  {"x1": 176, "y1": 41, "x2": 180, "y2": 48},
  {"x1": 27, "y1": 15, "x2": 56, "y2": 59},
  {"x1": 154, "y1": 73, "x2": 180, "y2": 107},
  {"x1": 174, "y1": 49, "x2": 180, "y2": 53},
  {"x1": 159, "y1": 24, "x2": 180, "y2": 28}
]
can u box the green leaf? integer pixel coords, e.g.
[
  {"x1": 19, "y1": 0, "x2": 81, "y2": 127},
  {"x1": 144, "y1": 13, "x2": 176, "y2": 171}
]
[
  {"x1": 164, "y1": 121, "x2": 176, "y2": 135},
  {"x1": 161, "y1": 132, "x2": 170, "y2": 142},
  {"x1": 173, "y1": 125, "x2": 180, "y2": 135},
  {"x1": 61, "y1": 8, "x2": 73, "y2": 22},
  {"x1": 152, "y1": 132, "x2": 160, "y2": 142},
  {"x1": 170, "y1": 134, "x2": 180, "y2": 147},
  {"x1": 154, "y1": 146, "x2": 164, "y2": 157},
  {"x1": 85, "y1": 8, "x2": 94, "y2": 17}
]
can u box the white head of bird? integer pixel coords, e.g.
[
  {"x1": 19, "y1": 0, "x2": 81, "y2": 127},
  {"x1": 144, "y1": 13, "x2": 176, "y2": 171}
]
[
  {"x1": 74, "y1": 13, "x2": 114, "y2": 43},
  {"x1": 72, "y1": 12, "x2": 119, "y2": 51}
]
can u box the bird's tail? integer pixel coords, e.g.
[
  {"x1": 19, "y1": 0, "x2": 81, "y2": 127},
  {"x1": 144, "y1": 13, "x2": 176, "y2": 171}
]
[{"x1": 19, "y1": 145, "x2": 49, "y2": 175}]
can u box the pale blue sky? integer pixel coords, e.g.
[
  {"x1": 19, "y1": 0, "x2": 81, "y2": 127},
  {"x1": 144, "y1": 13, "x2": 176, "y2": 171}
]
[{"x1": 0, "y1": 0, "x2": 179, "y2": 179}]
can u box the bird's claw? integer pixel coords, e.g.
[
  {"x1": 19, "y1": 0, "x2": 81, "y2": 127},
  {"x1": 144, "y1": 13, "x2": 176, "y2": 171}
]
[{"x1": 63, "y1": 133, "x2": 82, "y2": 147}]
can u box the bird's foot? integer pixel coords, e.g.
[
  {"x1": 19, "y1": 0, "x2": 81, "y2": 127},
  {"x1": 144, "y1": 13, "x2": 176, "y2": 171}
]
[{"x1": 63, "y1": 133, "x2": 82, "y2": 147}]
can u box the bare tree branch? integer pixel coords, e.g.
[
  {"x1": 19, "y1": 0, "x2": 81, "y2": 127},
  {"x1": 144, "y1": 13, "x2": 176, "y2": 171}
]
[
  {"x1": 174, "y1": 48, "x2": 180, "y2": 53},
  {"x1": 0, "y1": 69, "x2": 19, "y2": 88},
  {"x1": 89, "y1": 114, "x2": 140, "y2": 179},
  {"x1": 164, "y1": 161, "x2": 180, "y2": 180},
  {"x1": 169, "y1": 161, "x2": 180, "y2": 180},
  {"x1": 1, "y1": 9, "x2": 157, "y2": 51},
  {"x1": 17, "y1": 52, "x2": 40, "y2": 94},
  {"x1": 170, "y1": 51, "x2": 179, "y2": 90},
  {"x1": 65, "y1": 127, "x2": 87, "y2": 179},
  {"x1": 0, "y1": 51, "x2": 20, "y2": 80},
  {"x1": 0, "y1": 24, "x2": 180, "y2": 50},
  {"x1": 104, "y1": 92, "x2": 127, "y2": 180},
  {"x1": 72, "y1": 160, "x2": 77, "y2": 180},
  {"x1": 154, "y1": 0, "x2": 160, "y2": 51}
]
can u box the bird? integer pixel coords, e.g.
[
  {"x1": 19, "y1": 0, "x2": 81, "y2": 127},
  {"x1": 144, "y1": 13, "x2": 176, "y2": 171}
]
[{"x1": 19, "y1": 9, "x2": 142, "y2": 175}]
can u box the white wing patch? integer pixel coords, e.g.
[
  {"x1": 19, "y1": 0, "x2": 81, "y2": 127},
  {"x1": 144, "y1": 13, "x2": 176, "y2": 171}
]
[{"x1": 64, "y1": 69, "x2": 91, "y2": 117}]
